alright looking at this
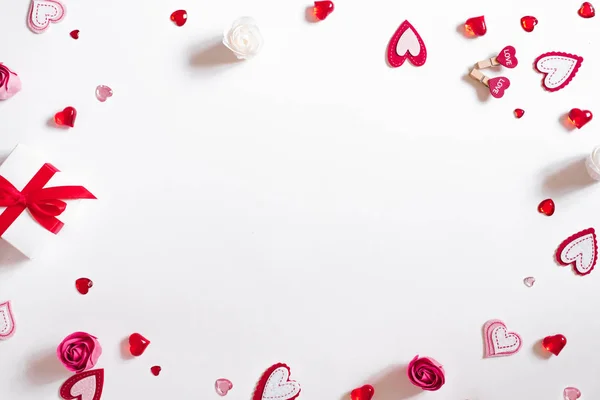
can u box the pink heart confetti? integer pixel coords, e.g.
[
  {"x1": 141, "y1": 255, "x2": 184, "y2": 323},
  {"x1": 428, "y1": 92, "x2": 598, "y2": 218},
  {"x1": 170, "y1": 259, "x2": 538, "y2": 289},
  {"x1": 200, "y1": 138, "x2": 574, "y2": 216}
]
[
  {"x1": 95, "y1": 85, "x2": 113, "y2": 102},
  {"x1": 564, "y1": 387, "x2": 581, "y2": 400},
  {"x1": 215, "y1": 378, "x2": 233, "y2": 396},
  {"x1": 523, "y1": 277, "x2": 535, "y2": 287}
]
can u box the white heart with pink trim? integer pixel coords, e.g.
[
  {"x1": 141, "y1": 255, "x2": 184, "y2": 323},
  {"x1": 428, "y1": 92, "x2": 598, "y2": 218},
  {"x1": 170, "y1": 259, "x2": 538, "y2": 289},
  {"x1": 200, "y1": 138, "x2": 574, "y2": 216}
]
[
  {"x1": 483, "y1": 319, "x2": 522, "y2": 357},
  {"x1": 0, "y1": 301, "x2": 16, "y2": 340},
  {"x1": 28, "y1": 0, "x2": 66, "y2": 33}
]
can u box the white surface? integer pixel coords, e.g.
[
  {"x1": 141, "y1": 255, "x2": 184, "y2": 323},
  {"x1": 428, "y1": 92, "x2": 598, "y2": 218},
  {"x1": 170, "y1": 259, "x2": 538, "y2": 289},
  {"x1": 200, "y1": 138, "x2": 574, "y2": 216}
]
[{"x1": 1, "y1": 0, "x2": 600, "y2": 399}]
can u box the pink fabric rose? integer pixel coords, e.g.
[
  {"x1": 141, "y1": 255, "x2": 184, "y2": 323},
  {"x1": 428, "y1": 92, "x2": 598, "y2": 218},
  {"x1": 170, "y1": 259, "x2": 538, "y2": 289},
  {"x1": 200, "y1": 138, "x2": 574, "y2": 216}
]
[
  {"x1": 56, "y1": 332, "x2": 102, "y2": 373},
  {"x1": 407, "y1": 355, "x2": 445, "y2": 391}
]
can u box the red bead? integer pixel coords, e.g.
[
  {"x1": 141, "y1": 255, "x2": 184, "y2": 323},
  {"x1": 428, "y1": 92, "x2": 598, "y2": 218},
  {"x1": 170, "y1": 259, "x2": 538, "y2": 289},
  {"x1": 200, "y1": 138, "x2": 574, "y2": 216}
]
[
  {"x1": 538, "y1": 199, "x2": 555, "y2": 216},
  {"x1": 54, "y1": 106, "x2": 77, "y2": 127},
  {"x1": 313, "y1": 1, "x2": 334, "y2": 21},
  {"x1": 579, "y1": 2, "x2": 595, "y2": 18},
  {"x1": 542, "y1": 334, "x2": 567, "y2": 355},
  {"x1": 351, "y1": 385, "x2": 374, "y2": 400},
  {"x1": 464, "y1": 16, "x2": 486, "y2": 36},
  {"x1": 129, "y1": 333, "x2": 151, "y2": 356},
  {"x1": 514, "y1": 109, "x2": 525, "y2": 119},
  {"x1": 568, "y1": 108, "x2": 593, "y2": 129},
  {"x1": 520, "y1": 16, "x2": 538, "y2": 32},
  {"x1": 75, "y1": 278, "x2": 93, "y2": 294},
  {"x1": 151, "y1": 366, "x2": 162, "y2": 376},
  {"x1": 170, "y1": 10, "x2": 187, "y2": 26},
  {"x1": 70, "y1": 30, "x2": 79, "y2": 39}
]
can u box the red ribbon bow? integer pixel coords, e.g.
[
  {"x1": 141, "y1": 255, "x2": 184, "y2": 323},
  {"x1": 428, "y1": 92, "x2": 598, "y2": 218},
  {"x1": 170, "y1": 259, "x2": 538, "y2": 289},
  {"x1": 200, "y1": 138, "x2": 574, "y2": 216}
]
[{"x1": 0, "y1": 163, "x2": 96, "y2": 236}]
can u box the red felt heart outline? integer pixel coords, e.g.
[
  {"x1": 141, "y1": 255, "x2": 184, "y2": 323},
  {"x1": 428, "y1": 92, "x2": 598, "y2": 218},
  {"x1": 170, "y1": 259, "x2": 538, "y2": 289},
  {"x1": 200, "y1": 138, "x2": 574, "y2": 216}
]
[
  {"x1": 252, "y1": 363, "x2": 301, "y2": 400},
  {"x1": 387, "y1": 20, "x2": 427, "y2": 67},
  {"x1": 556, "y1": 227, "x2": 597, "y2": 276},
  {"x1": 59, "y1": 369, "x2": 104, "y2": 400}
]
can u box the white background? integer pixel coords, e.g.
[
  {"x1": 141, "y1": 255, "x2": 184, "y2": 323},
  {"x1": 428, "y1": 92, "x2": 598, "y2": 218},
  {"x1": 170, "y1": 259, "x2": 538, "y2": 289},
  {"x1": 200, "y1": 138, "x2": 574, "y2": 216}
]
[{"x1": 1, "y1": 0, "x2": 600, "y2": 399}]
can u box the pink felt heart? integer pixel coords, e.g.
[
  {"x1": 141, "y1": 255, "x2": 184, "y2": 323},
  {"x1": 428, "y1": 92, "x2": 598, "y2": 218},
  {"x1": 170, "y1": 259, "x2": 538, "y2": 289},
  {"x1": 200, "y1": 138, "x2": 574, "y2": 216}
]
[
  {"x1": 497, "y1": 45, "x2": 518, "y2": 68},
  {"x1": 564, "y1": 387, "x2": 581, "y2": 400},
  {"x1": 483, "y1": 319, "x2": 522, "y2": 357},
  {"x1": 28, "y1": 0, "x2": 66, "y2": 34},
  {"x1": 488, "y1": 77, "x2": 510, "y2": 98},
  {"x1": 387, "y1": 20, "x2": 427, "y2": 67},
  {"x1": 0, "y1": 301, "x2": 16, "y2": 340}
]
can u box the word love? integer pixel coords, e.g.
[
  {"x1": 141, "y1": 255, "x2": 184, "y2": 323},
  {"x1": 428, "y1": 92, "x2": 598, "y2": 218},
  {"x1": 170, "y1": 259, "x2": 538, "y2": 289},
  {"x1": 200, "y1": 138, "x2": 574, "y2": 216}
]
[
  {"x1": 477, "y1": 45, "x2": 518, "y2": 69},
  {"x1": 469, "y1": 69, "x2": 510, "y2": 99}
]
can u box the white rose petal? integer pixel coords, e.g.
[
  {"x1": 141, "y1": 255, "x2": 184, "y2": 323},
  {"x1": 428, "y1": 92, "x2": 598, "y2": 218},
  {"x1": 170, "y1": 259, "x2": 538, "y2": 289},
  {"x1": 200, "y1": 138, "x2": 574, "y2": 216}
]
[{"x1": 223, "y1": 17, "x2": 263, "y2": 60}]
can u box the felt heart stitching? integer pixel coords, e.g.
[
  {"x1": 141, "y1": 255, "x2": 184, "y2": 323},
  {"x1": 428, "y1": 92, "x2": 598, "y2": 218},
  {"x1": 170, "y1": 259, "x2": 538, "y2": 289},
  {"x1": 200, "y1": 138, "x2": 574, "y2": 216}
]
[
  {"x1": 0, "y1": 301, "x2": 16, "y2": 340},
  {"x1": 60, "y1": 369, "x2": 104, "y2": 400},
  {"x1": 483, "y1": 319, "x2": 522, "y2": 357},
  {"x1": 387, "y1": 20, "x2": 427, "y2": 67},
  {"x1": 488, "y1": 77, "x2": 510, "y2": 99},
  {"x1": 556, "y1": 228, "x2": 597, "y2": 275},
  {"x1": 28, "y1": 0, "x2": 66, "y2": 34},
  {"x1": 535, "y1": 52, "x2": 583, "y2": 92},
  {"x1": 252, "y1": 363, "x2": 301, "y2": 400}
]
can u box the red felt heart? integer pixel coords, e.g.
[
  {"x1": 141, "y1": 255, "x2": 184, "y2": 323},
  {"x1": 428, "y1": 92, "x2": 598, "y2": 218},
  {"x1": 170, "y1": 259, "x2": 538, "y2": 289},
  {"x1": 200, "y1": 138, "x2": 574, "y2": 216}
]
[
  {"x1": 60, "y1": 369, "x2": 104, "y2": 400},
  {"x1": 542, "y1": 334, "x2": 567, "y2": 355},
  {"x1": 568, "y1": 108, "x2": 593, "y2": 129},
  {"x1": 488, "y1": 77, "x2": 510, "y2": 99},
  {"x1": 70, "y1": 30, "x2": 79, "y2": 39},
  {"x1": 497, "y1": 46, "x2": 518, "y2": 68},
  {"x1": 520, "y1": 16, "x2": 538, "y2": 32},
  {"x1": 464, "y1": 16, "x2": 486, "y2": 36},
  {"x1": 129, "y1": 333, "x2": 151, "y2": 356},
  {"x1": 313, "y1": 1, "x2": 334, "y2": 21},
  {"x1": 351, "y1": 385, "x2": 374, "y2": 400},
  {"x1": 54, "y1": 106, "x2": 77, "y2": 127},
  {"x1": 579, "y1": 2, "x2": 595, "y2": 18}
]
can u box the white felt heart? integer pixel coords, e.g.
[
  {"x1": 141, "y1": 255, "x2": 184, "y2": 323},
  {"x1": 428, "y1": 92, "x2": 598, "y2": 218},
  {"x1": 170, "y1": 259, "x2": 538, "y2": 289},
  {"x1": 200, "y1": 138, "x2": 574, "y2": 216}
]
[
  {"x1": 483, "y1": 320, "x2": 522, "y2": 357},
  {"x1": 557, "y1": 228, "x2": 597, "y2": 275},
  {"x1": 71, "y1": 375, "x2": 98, "y2": 400},
  {"x1": 535, "y1": 52, "x2": 583, "y2": 92},
  {"x1": 262, "y1": 366, "x2": 301, "y2": 400},
  {"x1": 0, "y1": 301, "x2": 16, "y2": 340},
  {"x1": 396, "y1": 28, "x2": 420, "y2": 57},
  {"x1": 28, "y1": 0, "x2": 66, "y2": 33}
]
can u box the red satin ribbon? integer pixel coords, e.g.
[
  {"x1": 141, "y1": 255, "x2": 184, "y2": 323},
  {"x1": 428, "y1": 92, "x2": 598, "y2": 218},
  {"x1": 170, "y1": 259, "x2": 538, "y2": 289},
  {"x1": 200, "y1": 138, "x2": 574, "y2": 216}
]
[{"x1": 0, "y1": 163, "x2": 96, "y2": 236}]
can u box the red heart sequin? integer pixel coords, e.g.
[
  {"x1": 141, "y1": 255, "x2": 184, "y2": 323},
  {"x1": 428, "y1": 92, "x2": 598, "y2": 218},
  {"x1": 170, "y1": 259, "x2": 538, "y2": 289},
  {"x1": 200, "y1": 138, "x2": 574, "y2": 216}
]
[
  {"x1": 542, "y1": 334, "x2": 567, "y2": 355},
  {"x1": 75, "y1": 278, "x2": 93, "y2": 294},
  {"x1": 514, "y1": 109, "x2": 525, "y2": 119},
  {"x1": 464, "y1": 16, "x2": 486, "y2": 36},
  {"x1": 151, "y1": 366, "x2": 162, "y2": 376},
  {"x1": 538, "y1": 199, "x2": 555, "y2": 216},
  {"x1": 579, "y1": 2, "x2": 595, "y2": 18},
  {"x1": 351, "y1": 385, "x2": 374, "y2": 400},
  {"x1": 568, "y1": 108, "x2": 593, "y2": 129},
  {"x1": 129, "y1": 333, "x2": 151, "y2": 356},
  {"x1": 170, "y1": 10, "x2": 187, "y2": 26},
  {"x1": 70, "y1": 30, "x2": 79, "y2": 39},
  {"x1": 520, "y1": 16, "x2": 538, "y2": 32},
  {"x1": 54, "y1": 107, "x2": 77, "y2": 127},
  {"x1": 313, "y1": 1, "x2": 335, "y2": 21}
]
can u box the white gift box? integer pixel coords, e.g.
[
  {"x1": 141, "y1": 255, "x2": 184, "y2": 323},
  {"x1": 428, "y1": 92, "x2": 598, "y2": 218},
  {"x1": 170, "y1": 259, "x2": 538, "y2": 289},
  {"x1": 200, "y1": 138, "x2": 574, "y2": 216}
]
[{"x1": 0, "y1": 144, "x2": 95, "y2": 259}]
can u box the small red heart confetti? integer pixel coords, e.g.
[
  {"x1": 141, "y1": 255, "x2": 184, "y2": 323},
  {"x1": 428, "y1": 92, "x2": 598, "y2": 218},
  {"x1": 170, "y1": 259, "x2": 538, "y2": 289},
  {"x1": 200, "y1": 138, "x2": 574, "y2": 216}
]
[
  {"x1": 129, "y1": 333, "x2": 151, "y2": 356},
  {"x1": 54, "y1": 106, "x2": 77, "y2": 127},
  {"x1": 568, "y1": 108, "x2": 593, "y2": 129},
  {"x1": 523, "y1": 277, "x2": 535, "y2": 287},
  {"x1": 215, "y1": 379, "x2": 233, "y2": 396},
  {"x1": 579, "y1": 2, "x2": 595, "y2": 18},
  {"x1": 538, "y1": 198, "x2": 555, "y2": 216},
  {"x1": 564, "y1": 387, "x2": 582, "y2": 400},
  {"x1": 70, "y1": 30, "x2": 79, "y2": 39},
  {"x1": 520, "y1": 16, "x2": 538, "y2": 32},
  {"x1": 351, "y1": 385, "x2": 374, "y2": 400},
  {"x1": 514, "y1": 108, "x2": 525, "y2": 119},
  {"x1": 464, "y1": 16, "x2": 486, "y2": 36},
  {"x1": 75, "y1": 278, "x2": 93, "y2": 294},
  {"x1": 542, "y1": 334, "x2": 567, "y2": 355},
  {"x1": 151, "y1": 366, "x2": 162, "y2": 376},
  {"x1": 313, "y1": 1, "x2": 335, "y2": 20},
  {"x1": 170, "y1": 10, "x2": 187, "y2": 26}
]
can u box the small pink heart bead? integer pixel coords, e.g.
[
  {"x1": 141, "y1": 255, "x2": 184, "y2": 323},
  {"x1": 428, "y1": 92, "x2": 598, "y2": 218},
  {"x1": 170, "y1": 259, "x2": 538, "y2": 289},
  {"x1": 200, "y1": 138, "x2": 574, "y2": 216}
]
[
  {"x1": 564, "y1": 387, "x2": 581, "y2": 400},
  {"x1": 215, "y1": 378, "x2": 233, "y2": 396},
  {"x1": 523, "y1": 277, "x2": 535, "y2": 287},
  {"x1": 95, "y1": 85, "x2": 113, "y2": 102}
]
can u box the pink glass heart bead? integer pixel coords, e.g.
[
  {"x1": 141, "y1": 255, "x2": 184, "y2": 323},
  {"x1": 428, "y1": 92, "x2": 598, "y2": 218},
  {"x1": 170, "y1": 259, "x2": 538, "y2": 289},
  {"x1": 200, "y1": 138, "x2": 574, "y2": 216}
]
[
  {"x1": 95, "y1": 85, "x2": 113, "y2": 102},
  {"x1": 215, "y1": 379, "x2": 233, "y2": 396},
  {"x1": 564, "y1": 387, "x2": 581, "y2": 400},
  {"x1": 523, "y1": 277, "x2": 535, "y2": 287}
]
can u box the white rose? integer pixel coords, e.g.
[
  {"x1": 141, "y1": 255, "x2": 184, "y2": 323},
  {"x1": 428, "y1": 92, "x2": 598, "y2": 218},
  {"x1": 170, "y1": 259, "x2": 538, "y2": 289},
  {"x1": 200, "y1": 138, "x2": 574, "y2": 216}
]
[{"x1": 223, "y1": 17, "x2": 263, "y2": 60}]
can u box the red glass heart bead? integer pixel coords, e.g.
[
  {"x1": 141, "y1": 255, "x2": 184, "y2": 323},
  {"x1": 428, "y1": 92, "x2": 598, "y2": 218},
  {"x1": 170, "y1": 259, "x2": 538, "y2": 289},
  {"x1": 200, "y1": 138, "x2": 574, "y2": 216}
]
[
  {"x1": 579, "y1": 2, "x2": 595, "y2": 18},
  {"x1": 520, "y1": 16, "x2": 538, "y2": 32},
  {"x1": 170, "y1": 10, "x2": 187, "y2": 26},
  {"x1": 538, "y1": 199, "x2": 555, "y2": 216},
  {"x1": 75, "y1": 278, "x2": 93, "y2": 294},
  {"x1": 129, "y1": 333, "x2": 151, "y2": 356},
  {"x1": 514, "y1": 108, "x2": 525, "y2": 119},
  {"x1": 54, "y1": 106, "x2": 77, "y2": 127},
  {"x1": 151, "y1": 366, "x2": 162, "y2": 376},
  {"x1": 351, "y1": 385, "x2": 374, "y2": 400},
  {"x1": 70, "y1": 30, "x2": 79, "y2": 39},
  {"x1": 542, "y1": 334, "x2": 567, "y2": 355},
  {"x1": 313, "y1": 1, "x2": 335, "y2": 21},
  {"x1": 464, "y1": 16, "x2": 486, "y2": 36},
  {"x1": 568, "y1": 108, "x2": 593, "y2": 129}
]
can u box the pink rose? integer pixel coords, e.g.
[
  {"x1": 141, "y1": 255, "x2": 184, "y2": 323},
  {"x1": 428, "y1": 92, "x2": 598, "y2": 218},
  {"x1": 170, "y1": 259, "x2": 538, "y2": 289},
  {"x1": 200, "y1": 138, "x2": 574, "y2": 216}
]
[
  {"x1": 407, "y1": 355, "x2": 445, "y2": 391},
  {"x1": 56, "y1": 332, "x2": 102, "y2": 373}
]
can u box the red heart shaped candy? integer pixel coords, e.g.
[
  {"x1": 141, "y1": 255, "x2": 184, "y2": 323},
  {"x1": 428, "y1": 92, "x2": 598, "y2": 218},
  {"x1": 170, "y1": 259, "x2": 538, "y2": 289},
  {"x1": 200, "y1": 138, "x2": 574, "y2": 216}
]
[
  {"x1": 351, "y1": 385, "x2": 374, "y2": 400},
  {"x1": 579, "y1": 2, "x2": 595, "y2": 18},
  {"x1": 313, "y1": 1, "x2": 334, "y2": 21},
  {"x1": 521, "y1": 16, "x2": 538, "y2": 32},
  {"x1": 129, "y1": 333, "x2": 151, "y2": 356},
  {"x1": 465, "y1": 16, "x2": 486, "y2": 36},
  {"x1": 54, "y1": 106, "x2": 77, "y2": 127},
  {"x1": 568, "y1": 108, "x2": 593, "y2": 129},
  {"x1": 542, "y1": 334, "x2": 567, "y2": 355}
]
